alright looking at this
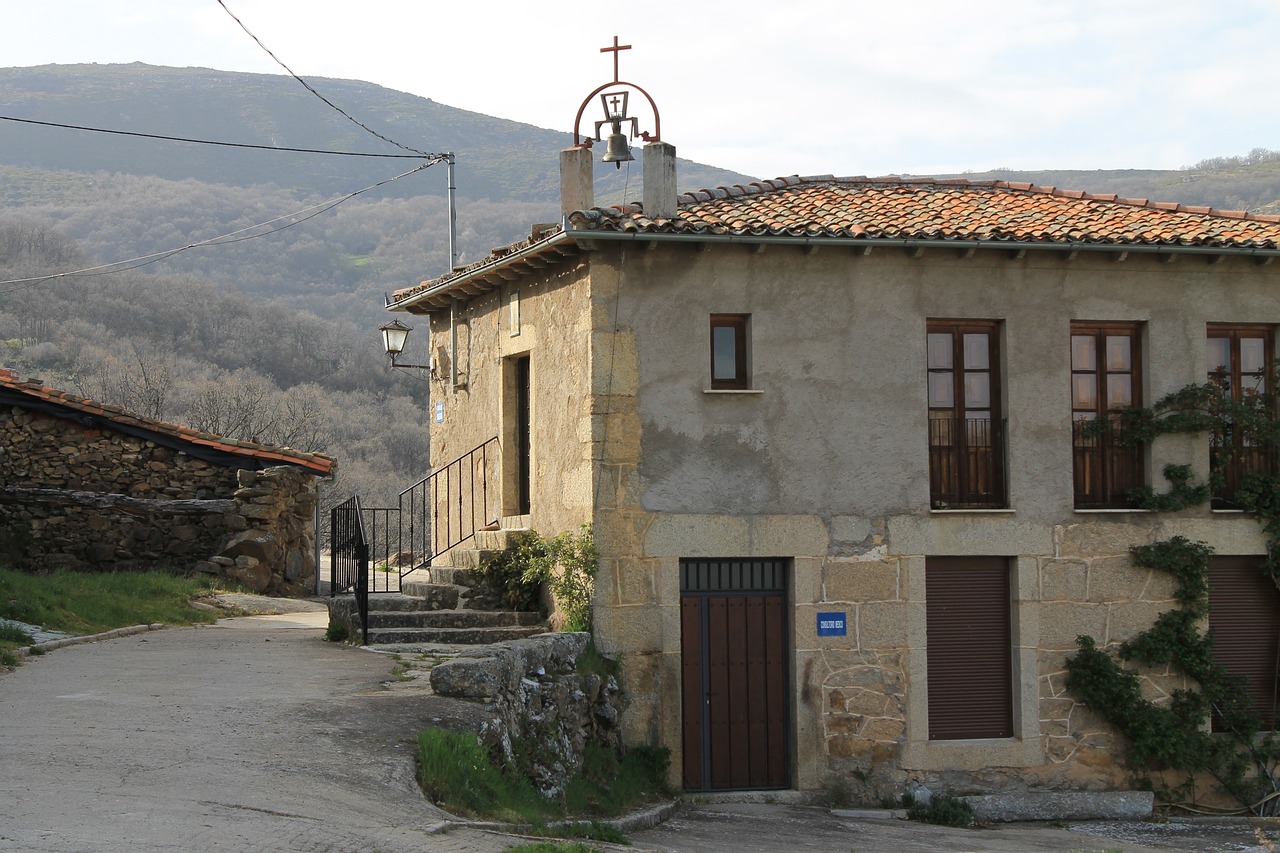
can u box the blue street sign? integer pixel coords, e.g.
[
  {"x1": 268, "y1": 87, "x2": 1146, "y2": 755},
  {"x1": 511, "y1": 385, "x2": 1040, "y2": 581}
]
[{"x1": 817, "y1": 612, "x2": 847, "y2": 637}]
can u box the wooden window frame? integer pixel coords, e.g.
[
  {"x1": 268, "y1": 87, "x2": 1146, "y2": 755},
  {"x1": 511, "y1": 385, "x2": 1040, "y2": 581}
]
[
  {"x1": 1071, "y1": 322, "x2": 1144, "y2": 508},
  {"x1": 926, "y1": 319, "x2": 1007, "y2": 508},
  {"x1": 1207, "y1": 324, "x2": 1277, "y2": 508},
  {"x1": 710, "y1": 314, "x2": 750, "y2": 390}
]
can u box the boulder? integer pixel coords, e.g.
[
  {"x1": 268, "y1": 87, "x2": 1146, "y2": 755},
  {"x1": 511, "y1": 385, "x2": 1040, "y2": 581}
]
[{"x1": 220, "y1": 530, "x2": 280, "y2": 565}]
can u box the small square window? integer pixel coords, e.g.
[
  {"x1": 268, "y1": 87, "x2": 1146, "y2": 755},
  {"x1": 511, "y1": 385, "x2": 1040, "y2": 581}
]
[{"x1": 709, "y1": 314, "x2": 749, "y2": 389}]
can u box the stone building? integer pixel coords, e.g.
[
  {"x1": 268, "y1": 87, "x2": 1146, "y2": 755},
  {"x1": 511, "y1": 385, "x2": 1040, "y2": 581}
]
[
  {"x1": 0, "y1": 375, "x2": 334, "y2": 594},
  {"x1": 385, "y1": 134, "x2": 1280, "y2": 800}
]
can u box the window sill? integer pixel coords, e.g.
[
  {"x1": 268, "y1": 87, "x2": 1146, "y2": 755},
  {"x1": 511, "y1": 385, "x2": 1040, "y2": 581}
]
[
  {"x1": 1074, "y1": 508, "x2": 1152, "y2": 514},
  {"x1": 929, "y1": 508, "x2": 1015, "y2": 514},
  {"x1": 1211, "y1": 508, "x2": 1248, "y2": 514},
  {"x1": 703, "y1": 389, "x2": 764, "y2": 395}
]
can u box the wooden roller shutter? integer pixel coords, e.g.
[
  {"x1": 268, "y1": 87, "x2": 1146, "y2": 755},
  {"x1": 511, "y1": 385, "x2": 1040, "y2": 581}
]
[
  {"x1": 926, "y1": 557, "x2": 1013, "y2": 740},
  {"x1": 1209, "y1": 556, "x2": 1280, "y2": 730}
]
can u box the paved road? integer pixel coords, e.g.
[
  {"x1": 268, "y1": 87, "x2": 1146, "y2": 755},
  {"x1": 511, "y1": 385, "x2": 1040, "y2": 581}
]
[
  {"x1": 629, "y1": 801, "x2": 1275, "y2": 853},
  {"x1": 3, "y1": 606, "x2": 1274, "y2": 853},
  {"x1": 0, "y1": 609, "x2": 512, "y2": 853}
]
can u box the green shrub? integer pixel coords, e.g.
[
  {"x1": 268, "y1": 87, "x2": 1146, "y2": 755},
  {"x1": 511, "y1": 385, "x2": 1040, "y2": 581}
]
[
  {"x1": 478, "y1": 526, "x2": 599, "y2": 631},
  {"x1": 523, "y1": 525, "x2": 598, "y2": 632},
  {"x1": 477, "y1": 531, "x2": 546, "y2": 612},
  {"x1": 905, "y1": 793, "x2": 974, "y2": 827}
]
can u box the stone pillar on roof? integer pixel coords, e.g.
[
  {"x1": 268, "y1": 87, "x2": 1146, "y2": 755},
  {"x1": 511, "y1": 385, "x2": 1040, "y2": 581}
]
[
  {"x1": 643, "y1": 141, "x2": 677, "y2": 219},
  {"x1": 560, "y1": 146, "x2": 594, "y2": 214}
]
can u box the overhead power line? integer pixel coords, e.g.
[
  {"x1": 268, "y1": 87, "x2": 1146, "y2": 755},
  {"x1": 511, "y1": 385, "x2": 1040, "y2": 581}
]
[
  {"x1": 0, "y1": 115, "x2": 438, "y2": 159},
  {"x1": 216, "y1": 0, "x2": 432, "y2": 158},
  {"x1": 0, "y1": 160, "x2": 440, "y2": 295}
]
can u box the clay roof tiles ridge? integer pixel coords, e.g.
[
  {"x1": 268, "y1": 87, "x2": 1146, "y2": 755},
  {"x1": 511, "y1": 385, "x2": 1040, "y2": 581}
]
[{"x1": 0, "y1": 375, "x2": 335, "y2": 476}]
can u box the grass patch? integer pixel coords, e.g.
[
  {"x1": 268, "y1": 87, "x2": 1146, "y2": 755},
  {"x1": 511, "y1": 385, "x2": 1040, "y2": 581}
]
[
  {"x1": 0, "y1": 568, "x2": 223, "y2": 636},
  {"x1": 417, "y1": 729, "x2": 669, "y2": 835},
  {"x1": 417, "y1": 727, "x2": 546, "y2": 822},
  {"x1": 563, "y1": 745, "x2": 669, "y2": 816}
]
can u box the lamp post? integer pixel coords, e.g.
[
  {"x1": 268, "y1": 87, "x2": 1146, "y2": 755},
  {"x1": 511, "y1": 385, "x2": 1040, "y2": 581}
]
[{"x1": 379, "y1": 320, "x2": 431, "y2": 371}]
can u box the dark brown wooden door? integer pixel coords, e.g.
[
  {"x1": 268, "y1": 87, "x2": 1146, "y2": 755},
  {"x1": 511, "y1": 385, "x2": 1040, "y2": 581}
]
[
  {"x1": 680, "y1": 559, "x2": 789, "y2": 791},
  {"x1": 515, "y1": 355, "x2": 530, "y2": 515}
]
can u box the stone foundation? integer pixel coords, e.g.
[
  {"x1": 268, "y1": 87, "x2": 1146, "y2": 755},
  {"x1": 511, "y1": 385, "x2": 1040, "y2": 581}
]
[{"x1": 429, "y1": 632, "x2": 624, "y2": 797}]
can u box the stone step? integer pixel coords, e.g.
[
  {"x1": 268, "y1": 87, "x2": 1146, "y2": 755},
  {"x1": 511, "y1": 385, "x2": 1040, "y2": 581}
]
[
  {"x1": 365, "y1": 609, "x2": 544, "y2": 629},
  {"x1": 363, "y1": 625, "x2": 548, "y2": 645},
  {"x1": 328, "y1": 591, "x2": 458, "y2": 622},
  {"x1": 472, "y1": 526, "x2": 531, "y2": 551},
  {"x1": 432, "y1": 547, "x2": 499, "y2": 570},
  {"x1": 428, "y1": 566, "x2": 479, "y2": 587},
  {"x1": 401, "y1": 578, "x2": 465, "y2": 599}
]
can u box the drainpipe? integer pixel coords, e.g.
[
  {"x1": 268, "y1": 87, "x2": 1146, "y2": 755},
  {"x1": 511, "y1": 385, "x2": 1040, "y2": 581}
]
[{"x1": 450, "y1": 298, "x2": 460, "y2": 390}]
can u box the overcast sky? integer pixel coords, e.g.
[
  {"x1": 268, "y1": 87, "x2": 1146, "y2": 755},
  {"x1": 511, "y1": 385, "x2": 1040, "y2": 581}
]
[{"x1": 3, "y1": 1, "x2": 1279, "y2": 181}]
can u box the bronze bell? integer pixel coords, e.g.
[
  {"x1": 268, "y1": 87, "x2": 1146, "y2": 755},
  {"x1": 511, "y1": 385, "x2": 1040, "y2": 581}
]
[{"x1": 601, "y1": 131, "x2": 634, "y2": 167}]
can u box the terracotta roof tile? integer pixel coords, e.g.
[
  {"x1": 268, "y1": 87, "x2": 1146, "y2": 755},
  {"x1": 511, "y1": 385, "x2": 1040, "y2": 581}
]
[
  {"x1": 562, "y1": 176, "x2": 1280, "y2": 250},
  {"x1": 388, "y1": 175, "x2": 1280, "y2": 311},
  {"x1": 0, "y1": 375, "x2": 335, "y2": 476}
]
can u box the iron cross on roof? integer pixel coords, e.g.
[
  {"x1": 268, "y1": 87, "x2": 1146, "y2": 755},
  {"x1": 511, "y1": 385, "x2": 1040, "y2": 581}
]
[{"x1": 601, "y1": 36, "x2": 631, "y2": 83}]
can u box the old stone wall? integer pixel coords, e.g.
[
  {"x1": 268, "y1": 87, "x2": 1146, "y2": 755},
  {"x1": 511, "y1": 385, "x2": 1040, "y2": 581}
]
[
  {"x1": 0, "y1": 406, "x2": 320, "y2": 595},
  {"x1": 430, "y1": 632, "x2": 624, "y2": 797}
]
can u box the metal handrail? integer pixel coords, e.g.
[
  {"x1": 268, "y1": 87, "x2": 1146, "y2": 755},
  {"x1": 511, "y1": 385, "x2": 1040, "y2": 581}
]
[
  {"x1": 330, "y1": 436, "x2": 500, "y2": 598},
  {"x1": 394, "y1": 436, "x2": 499, "y2": 578}
]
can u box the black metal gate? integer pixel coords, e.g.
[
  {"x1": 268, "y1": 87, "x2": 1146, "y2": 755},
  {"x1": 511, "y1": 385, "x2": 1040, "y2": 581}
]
[
  {"x1": 330, "y1": 495, "x2": 369, "y2": 644},
  {"x1": 325, "y1": 437, "x2": 500, "y2": 643}
]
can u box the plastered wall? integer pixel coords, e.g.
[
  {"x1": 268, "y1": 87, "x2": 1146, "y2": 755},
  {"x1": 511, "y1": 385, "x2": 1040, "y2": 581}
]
[{"x1": 584, "y1": 240, "x2": 1279, "y2": 797}]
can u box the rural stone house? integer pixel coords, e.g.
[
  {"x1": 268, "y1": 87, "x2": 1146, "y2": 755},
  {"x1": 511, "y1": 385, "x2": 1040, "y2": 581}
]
[
  {"x1": 384, "y1": 132, "x2": 1280, "y2": 800},
  {"x1": 0, "y1": 374, "x2": 334, "y2": 594}
]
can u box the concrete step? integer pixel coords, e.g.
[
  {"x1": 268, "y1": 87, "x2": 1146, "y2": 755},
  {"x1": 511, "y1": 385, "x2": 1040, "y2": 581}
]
[
  {"x1": 365, "y1": 609, "x2": 544, "y2": 629},
  {"x1": 363, "y1": 625, "x2": 548, "y2": 645}
]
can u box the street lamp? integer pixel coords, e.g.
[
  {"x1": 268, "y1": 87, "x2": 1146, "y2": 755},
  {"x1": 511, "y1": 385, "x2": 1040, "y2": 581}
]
[{"x1": 379, "y1": 320, "x2": 431, "y2": 371}]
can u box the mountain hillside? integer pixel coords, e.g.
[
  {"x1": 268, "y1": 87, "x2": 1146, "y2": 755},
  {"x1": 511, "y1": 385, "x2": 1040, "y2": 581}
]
[
  {"x1": 0, "y1": 63, "x2": 1276, "y2": 512},
  {"x1": 0, "y1": 63, "x2": 750, "y2": 203},
  {"x1": 934, "y1": 149, "x2": 1280, "y2": 216}
]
